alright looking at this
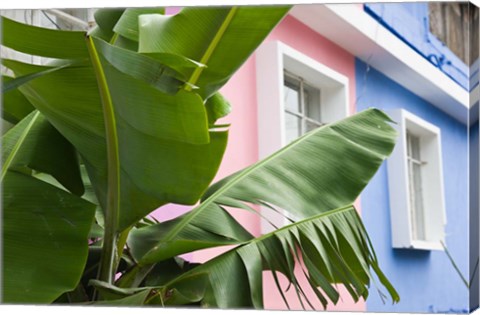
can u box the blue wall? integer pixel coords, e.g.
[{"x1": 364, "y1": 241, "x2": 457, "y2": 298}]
[
  {"x1": 356, "y1": 59, "x2": 470, "y2": 313},
  {"x1": 364, "y1": 3, "x2": 469, "y2": 90},
  {"x1": 470, "y1": 120, "x2": 479, "y2": 312}
]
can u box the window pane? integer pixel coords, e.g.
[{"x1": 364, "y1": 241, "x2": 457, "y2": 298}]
[
  {"x1": 412, "y1": 162, "x2": 426, "y2": 240},
  {"x1": 285, "y1": 112, "x2": 301, "y2": 144},
  {"x1": 407, "y1": 132, "x2": 426, "y2": 241},
  {"x1": 306, "y1": 120, "x2": 321, "y2": 132},
  {"x1": 284, "y1": 77, "x2": 301, "y2": 113},
  {"x1": 409, "y1": 133, "x2": 421, "y2": 160},
  {"x1": 304, "y1": 83, "x2": 321, "y2": 122}
]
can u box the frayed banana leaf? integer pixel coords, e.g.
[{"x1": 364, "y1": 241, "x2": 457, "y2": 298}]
[
  {"x1": 100, "y1": 205, "x2": 399, "y2": 308},
  {"x1": 161, "y1": 205, "x2": 399, "y2": 309}
]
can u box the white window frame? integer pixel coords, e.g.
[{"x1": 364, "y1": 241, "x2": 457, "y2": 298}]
[
  {"x1": 255, "y1": 40, "x2": 349, "y2": 232},
  {"x1": 387, "y1": 109, "x2": 446, "y2": 251}
]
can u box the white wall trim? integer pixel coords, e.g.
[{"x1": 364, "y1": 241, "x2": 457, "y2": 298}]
[
  {"x1": 290, "y1": 4, "x2": 471, "y2": 124},
  {"x1": 470, "y1": 84, "x2": 479, "y2": 126},
  {"x1": 470, "y1": 84, "x2": 479, "y2": 108}
]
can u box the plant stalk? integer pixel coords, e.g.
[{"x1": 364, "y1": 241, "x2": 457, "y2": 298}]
[{"x1": 86, "y1": 35, "x2": 121, "y2": 288}]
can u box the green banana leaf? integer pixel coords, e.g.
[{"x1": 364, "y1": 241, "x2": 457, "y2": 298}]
[
  {"x1": 1, "y1": 49, "x2": 226, "y2": 232},
  {"x1": 138, "y1": 6, "x2": 291, "y2": 98},
  {"x1": 91, "y1": 272, "x2": 209, "y2": 306},
  {"x1": 1, "y1": 16, "x2": 88, "y2": 59},
  {"x1": 205, "y1": 92, "x2": 232, "y2": 125},
  {"x1": 1, "y1": 6, "x2": 289, "y2": 232},
  {"x1": 93, "y1": 8, "x2": 125, "y2": 34},
  {"x1": 98, "y1": 205, "x2": 399, "y2": 308},
  {"x1": 114, "y1": 8, "x2": 165, "y2": 42},
  {"x1": 2, "y1": 60, "x2": 77, "y2": 93},
  {"x1": 164, "y1": 205, "x2": 400, "y2": 309},
  {"x1": 2, "y1": 172, "x2": 96, "y2": 303},
  {"x1": 93, "y1": 291, "x2": 151, "y2": 306},
  {"x1": 2, "y1": 76, "x2": 35, "y2": 124},
  {"x1": 2, "y1": 112, "x2": 96, "y2": 303},
  {"x1": 127, "y1": 108, "x2": 397, "y2": 265},
  {"x1": 88, "y1": 8, "x2": 125, "y2": 42},
  {"x1": 2, "y1": 110, "x2": 84, "y2": 195}
]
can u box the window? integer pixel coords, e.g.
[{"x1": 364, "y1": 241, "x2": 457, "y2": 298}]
[
  {"x1": 256, "y1": 40, "x2": 349, "y2": 151},
  {"x1": 256, "y1": 41, "x2": 349, "y2": 232},
  {"x1": 283, "y1": 72, "x2": 323, "y2": 143},
  {"x1": 387, "y1": 109, "x2": 446, "y2": 250},
  {"x1": 429, "y1": 2, "x2": 479, "y2": 66}
]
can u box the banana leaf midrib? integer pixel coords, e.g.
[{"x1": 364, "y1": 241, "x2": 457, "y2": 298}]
[
  {"x1": 1, "y1": 110, "x2": 41, "y2": 181},
  {"x1": 154, "y1": 115, "x2": 370, "y2": 245},
  {"x1": 184, "y1": 7, "x2": 238, "y2": 91}
]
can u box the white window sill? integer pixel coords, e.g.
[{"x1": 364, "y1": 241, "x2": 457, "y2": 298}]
[{"x1": 405, "y1": 240, "x2": 444, "y2": 251}]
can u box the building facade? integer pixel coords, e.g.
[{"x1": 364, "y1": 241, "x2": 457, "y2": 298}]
[
  {"x1": 2, "y1": 2, "x2": 478, "y2": 312},
  {"x1": 355, "y1": 4, "x2": 476, "y2": 312},
  {"x1": 213, "y1": 3, "x2": 478, "y2": 312}
]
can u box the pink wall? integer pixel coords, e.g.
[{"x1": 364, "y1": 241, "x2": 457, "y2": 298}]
[{"x1": 155, "y1": 6, "x2": 363, "y2": 311}]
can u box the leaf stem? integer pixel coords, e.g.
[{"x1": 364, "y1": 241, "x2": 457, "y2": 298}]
[
  {"x1": 86, "y1": 35, "x2": 121, "y2": 288},
  {"x1": 109, "y1": 32, "x2": 119, "y2": 45}
]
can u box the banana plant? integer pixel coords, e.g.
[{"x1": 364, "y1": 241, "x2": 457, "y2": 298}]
[{"x1": 1, "y1": 6, "x2": 399, "y2": 308}]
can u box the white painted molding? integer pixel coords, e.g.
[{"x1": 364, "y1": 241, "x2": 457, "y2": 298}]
[
  {"x1": 470, "y1": 84, "x2": 479, "y2": 126},
  {"x1": 471, "y1": 84, "x2": 479, "y2": 108},
  {"x1": 290, "y1": 4, "x2": 471, "y2": 124}
]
